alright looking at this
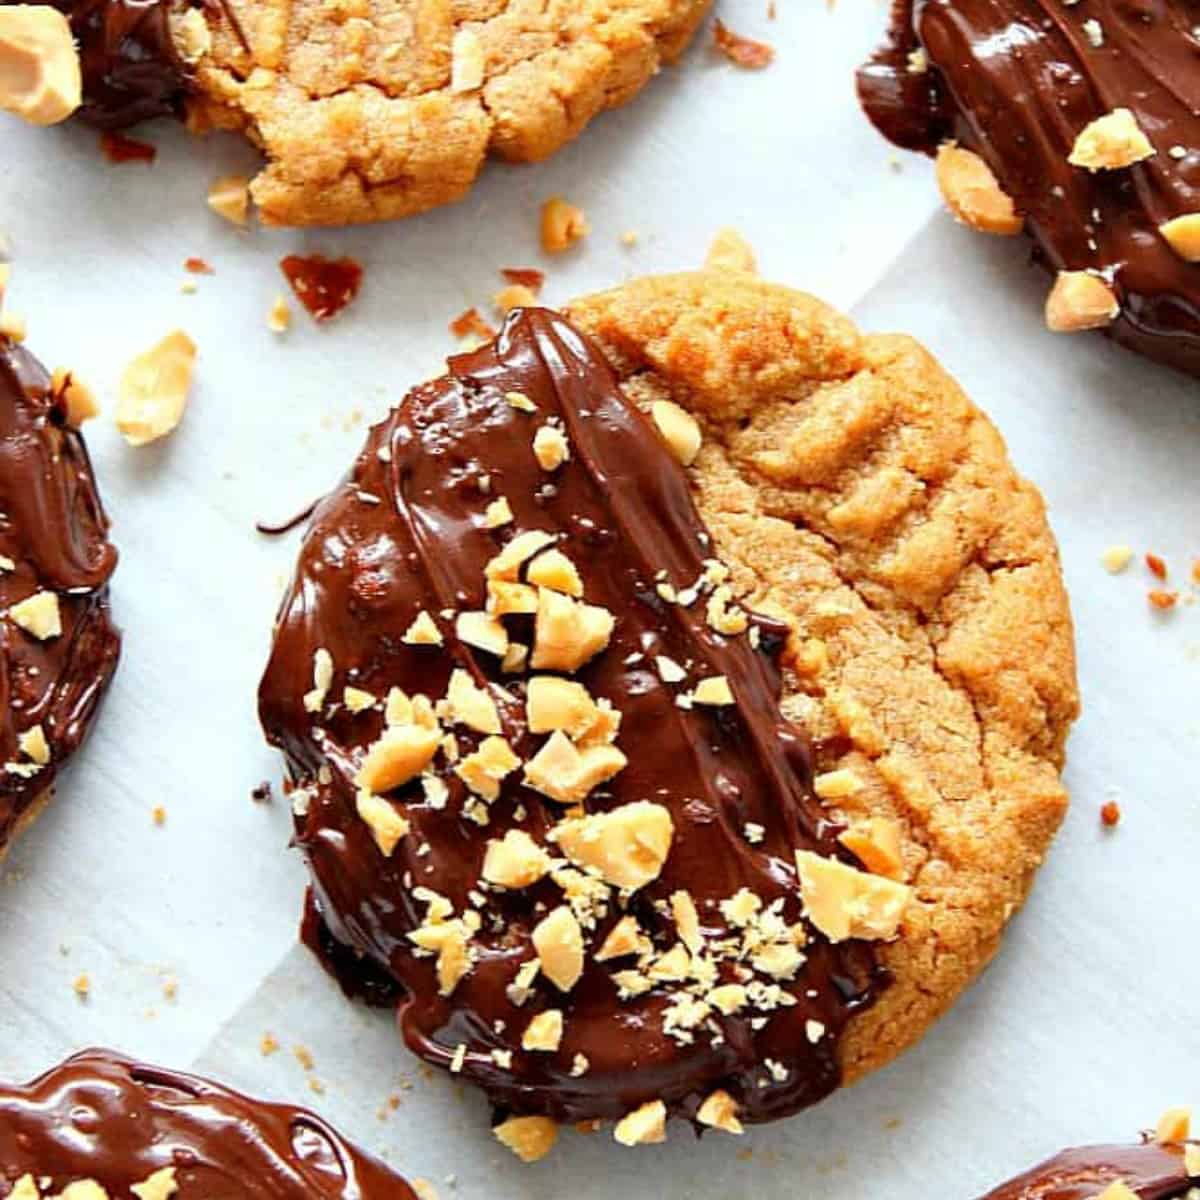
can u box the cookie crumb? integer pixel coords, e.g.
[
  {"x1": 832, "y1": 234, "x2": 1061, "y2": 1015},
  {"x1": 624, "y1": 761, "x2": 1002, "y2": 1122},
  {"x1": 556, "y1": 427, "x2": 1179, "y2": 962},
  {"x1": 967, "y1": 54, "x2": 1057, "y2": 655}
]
[
  {"x1": 152, "y1": 805, "x2": 166, "y2": 826},
  {"x1": 1100, "y1": 544, "x2": 1133, "y2": 573},
  {"x1": 540, "y1": 197, "x2": 589, "y2": 253},
  {"x1": 1145, "y1": 552, "x2": 1167, "y2": 579},
  {"x1": 1100, "y1": 800, "x2": 1121, "y2": 827},
  {"x1": 267, "y1": 295, "x2": 291, "y2": 334},
  {"x1": 72, "y1": 972, "x2": 90, "y2": 999},
  {"x1": 712, "y1": 20, "x2": 775, "y2": 69},
  {"x1": 501, "y1": 267, "x2": 545, "y2": 292},
  {"x1": 1148, "y1": 589, "x2": 1177, "y2": 611},
  {"x1": 449, "y1": 307, "x2": 496, "y2": 342},
  {"x1": 259, "y1": 1033, "x2": 280, "y2": 1056}
]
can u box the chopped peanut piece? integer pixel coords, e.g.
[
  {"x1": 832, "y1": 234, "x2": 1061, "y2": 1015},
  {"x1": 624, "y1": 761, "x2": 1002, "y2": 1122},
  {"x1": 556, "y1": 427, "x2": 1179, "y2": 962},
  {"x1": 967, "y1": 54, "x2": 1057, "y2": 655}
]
[
  {"x1": 526, "y1": 675, "x2": 601, "y2": 738},
  {"x1": 1095, "y1": 1185, "x2": 1140, "y2": 1200},
  {"x1": 51, "y1": 367, "x2": 99, "y2": 426},
  {"x1": 533, "y1": 424, "x2": 570, "y2": 471},
  {"x1": 794, "y1": 849, "x2": 912, "y2": 942},
  {"x1": 436, "y1": 926, "x2": 471, "y2": 995},
  {"x1": 449, "y1": 28, "x2": 484, "y2": 93},
  {"x1": 540, "y1": 197, "x2": 590, "y2": 253},
  {"x1": 526, "y1": 548, "x2": 582, "y2": 595},
  {"x1": 18, "y1": 724, "x2": 49, "y2": 764},
  {"x1": 696, "y1": 1089, "x2": 743, "y2": 1135},
  {"x1": 704, "y1": 228, "x2": 757, "y2": 274},
  {"x1": 482, "y1": 829, "x2": 551, "y2": 888},
  {"x1": 494, "y1": 284, "x2": 538, "y2": 313},
  {"x1": 402, "y1": 610, "x2": 443, "y2": 645},
  {"x1": 303, "y1": 647, "x2": 334, "y2": 712},
  {"x1": 1045, "y1": 270, "x2": 1120, "y2": 332},
  {"x1": 1155, "y1": 1106, "x2": 1191, "y2": 1143},
  {"x1": 1185, "y1": 1145, "x2": 1200, "y2": 1177},
  {"x1": 487, "y1": 579, "x2": 538, "y2": 615},
  {"x1": 8, "y1": 590, "x2": 60, "y2": 639},
  {"x1": 494, "y1": 1115, "x2": 559, "y2": 1163},
  {"x1": 1101, "y1": 544, "x2": 1134, "y2": 574},
  {"x1": 650, "y1": 400, "x2": 702, "y2": 466},
  {"x1": 0, "y1": 6, "x2": 81, "y2": 125},
  {"x1": 115, "y1": 330, "x2": 197, "y2": 446},
  {"x1": 1069, "y1": 108, "x2": 1155, "y2": 171},
  {"x1": 130, "y1": 1168, "x2": 178, "y2": 1200},
  {"x1": 444, "y1": 668, "x2": 500, "y2": 733},
  {"x1": 709, "y1": 983, "x2": 748, "y2": 1014},
  {"x1": 670, "y1": 889, "x2": 702, "y2": 953},
  {"x1": 813, "y1": 769, "x2": 862, "y2": 800},
  {"x1": 594, "y1": 914, "x2": 645, "y2": 961},
  {"x1": 524, "y1": 729, "x2": 627, "y2": 804},
  {"x1": 456, "y1": 610, "x2": 509, "y2": 657},
  {"x1": 532, "y1": 904, "x2": 585, "y2": 991},
  {"x1": 455, "y1": 734, "x2": 520, "y2": 800},
  {"x1": 356, "y1": 724, "x2": 441, "y2": 793},
  {"x1": 10, "y1": 1179, "x2": 39, "y2": 1200},
  {"x1": 355, "y1": 789, "x2": 410, "y2": 856},
  {"x1": 1158, "y1": 213, "x2": 1200, "y2": 262},
  {"x1": 207, "y1": 174, "x2": 250, "y2": 226},
  {"x1": 486, "y1": 529, "x2": 556, "y2": 580},
  {"x1": 531, "y1": 588, "x2": 614, "y2": 672},
  {"x1": 484, "y1": 496, "x2": 513, "y2": 528},
  {"x1": 551, "y1": 800, "x2": 673, "y2": 889},
  {"x1": 522, "y1": 1008, "x2": 564, "y2": 1051},
  {"x1": 267, "y1": 295, "x2": 291, "y2": 333},
  {"x1": 613, "y1": 1100, "x2": 666, "y2": 1146},
  {"x1": 343, "y1": 686, "x2": 375, "y2": 713},
  {"x1": 506, "y1": 390, "x2": 537, "y2": 412},
  {"x1": 838, "y1": 817, "x2": 905, "y2": 880},
  {"x1": 692, "y1": 675, "x2": 734, "y2": 706},
  {"x1": 934, "y1": 144, "x2": 1023, "y2": 236}
]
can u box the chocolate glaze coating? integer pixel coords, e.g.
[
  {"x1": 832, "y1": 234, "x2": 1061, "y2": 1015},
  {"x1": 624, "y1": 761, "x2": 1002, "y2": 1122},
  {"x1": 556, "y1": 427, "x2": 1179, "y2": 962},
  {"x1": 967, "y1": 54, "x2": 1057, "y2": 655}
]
[
  {"x1": 0, "y1": 1049, "x2": 416, "y2": 1197},
  {"x1": 978, "y1": 1139, "x2": 1195, "y2": 1199},
  {"x1": 858, "y1": 0, "x2": 1200, "y2": 377},
  {"x1": 259, "y1": 309, "x2": 883, "y2": 1128},
  {"x1": 0, "y1": 337, "x2": 119, "y2": 854}
]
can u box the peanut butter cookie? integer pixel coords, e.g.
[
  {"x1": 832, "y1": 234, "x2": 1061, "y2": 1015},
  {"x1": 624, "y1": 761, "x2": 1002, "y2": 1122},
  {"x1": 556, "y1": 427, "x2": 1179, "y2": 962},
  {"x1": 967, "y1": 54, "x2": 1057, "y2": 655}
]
[
  {"x1": 24, "y1": 0, "x2": 709, "y2": 226},
  {"x1": 258, "y1": 262, "x2": 1078, "y2": 1156}
]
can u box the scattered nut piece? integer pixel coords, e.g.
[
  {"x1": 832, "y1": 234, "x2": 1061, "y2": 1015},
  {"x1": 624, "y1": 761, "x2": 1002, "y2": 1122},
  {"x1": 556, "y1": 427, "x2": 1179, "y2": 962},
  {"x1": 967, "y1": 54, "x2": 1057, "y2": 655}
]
[
  {"x1": 51, "y1": 367, "x2": 99, "y2": 425},
  {"x1": 444, "y1": 668, "x2": 501, "y2": 733},
  {"x1": 1100, "y1": 544, "x2": 1133, "y2": 573},
  {"x1": 613, "y1": 1100, "x2": 667, "y2": 1146},
  {"x1": 531, "y1": 588, "x2": 614, "y2": 672},
  {"x1": 267, "y1": 295, "x2": 291, "y2": 333},
  {"x1": 115, "y1": 330, "x2": 198, "y2": 446},
  {"x1": 1155, "y1": 1106, "x2": 1191, "y2": 1143},
  {"x1": 0, "y1": 6, "x2": 81, "y2": 125},
  {"x1": 934, "y1": 143, "x2": 1023, "y2": 236},
  {"x1": 488, "y1": 579, "x2": 538, "y2": 616},
  {"x1": 495, "y1": 283, "x2": 538, "y2": 313},
  {"x1": 540, "y1": 197, "x2": 589, "y2": 253},
  {"x1": 207, "y1": 175, "x2": 250, "y2": 226},
  {"x1": 1046, "y1": 270, "x2": 1120, "y2": 333},
  {"x1": 343, "y1": 686, "x2": 375, "y2": 713},
  {"x1": 494, "y1": 1115, "x2": 559, "y2": 1163},
  {"x1": 594, "y1": 914, "x2": 645, "y2": 961},
  {"x1": 484, "y1": 497, "x2": 513, "y2": 528},
  {"x1": 813, "y1": 768, "x2": 862, "y2": 800},
  {"x1": 506, "y1": 390, "x2": 537, "y2": 412},
  {"x1": 486, "y1": 529, "x2": 556, "y2": 581},
  {"x1": 692, "y1": 675, "x2": 734, "y2": 706},
  {"x1": 355, "y1": 789, "x2": 410, "y2": 856},
  {"x1": 454, "y1": 734, "x2": 520, "y2": 800},
  {"x1": 1095, "y1": 1185, "x2": 1140, "y2": 1200},
  {"x1": 402, "y1": 610, "x2": 443, "y2": 646},
  {"x1": 712, "y1": 19, "x2": 774, "y2": 68},
  {"x1": 704, "y1": 228, "x2": 758, "y2": 273},
  {"x1": 1185, "y1": 1144, "x2": 1200, "y2": 1178},
  {"x1": 650, "y1": 400, "x2": 702, "y2": 466},
  {"x1": 532, "y1": 904, "x2": 585, "y2": 991},
  {"x1": 1100, "y1": 800, "x2": 1121, "y2": 827},
  {"x1": 1069, "y1": 108, "x2": 1155, "y2": 171},
  {"x1": 72, "y1": 972, "x2": 90, "y2": 999},
  {"x1": 526, "y1": 548, "x2": 582, "y2": 595},
  {"x1": 130, "y1": 1167, "x2": 177, "y2": 1200},
  {"x1": 456, "y1": 609, "x2": 509, "y2": 657},
  {"x1": 17, "y1": 724, "x2": 49, "y2": 764},
  {"x1": 449, "y1": 28, "x2": 484, "y2": 92},
  {"x1": 551, "y1": 800, "x2": 672, "y2": 889},
  {"x1": 524, "y1": 729, "x2": 627, "y2": 805},
  {"x1": 1148, "y1": 589, "x2": 1177, "y2": 611},
  {"x1": 670, "y1": 889, "x2": 702, "y2": 953},
  {"x1": 357, "y1": 723, "x2": 441, "y2": 794},
  {"x1": 696, "y1": 1090, "x2": 743, "y2": 1135},
  {"x1": 794, "y1": 849, "x2": 912, "y2": 942},
  {"x1": 1158, "y1": 213, "x2": 1200, "y2": 262},
  {"x1": 522, "y1": 1008, "x2": 564, "y2": 1051},
  {"x1": 526, "y1": 675, "x2": 601, "y2": 739},
  {"x1": 482, "y1": 829, "x2": 551, "y2": 888},
  {"x1": 303, "y1": 647, "x2": 334, "y2": 713},
  {"x1": 533, "y1": 424, "x2": 570, "y2": 471},
  {"x1": 8, "y1": 590, "x2": 61, "y2": 640},
  {"x1": 838, "y1": 817, "x2": 905, "y2": 880}
]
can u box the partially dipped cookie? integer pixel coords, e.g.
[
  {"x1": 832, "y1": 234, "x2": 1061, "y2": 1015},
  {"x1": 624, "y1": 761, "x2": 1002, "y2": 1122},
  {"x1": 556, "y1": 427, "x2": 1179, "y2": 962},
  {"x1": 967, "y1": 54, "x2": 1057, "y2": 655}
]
[
  {"x1": 0, "y1": 325, "x2": 119, "y2": 862},
  {"x1": 978, "y1": 1113, "x2": 1199, "y2": 1198},
  {"x1": 858, "y1": 0, "x2": 1200, "y2": 378},
  {"x1": 0, "y1": 0, "x2": 709, "y2": 227},
  {"x1": 0, "y1": 1048, "x2": 418, "y2": 1196},
  {"x1": 259, "y1": 262, "x2": 1079, "y2": 1156}
]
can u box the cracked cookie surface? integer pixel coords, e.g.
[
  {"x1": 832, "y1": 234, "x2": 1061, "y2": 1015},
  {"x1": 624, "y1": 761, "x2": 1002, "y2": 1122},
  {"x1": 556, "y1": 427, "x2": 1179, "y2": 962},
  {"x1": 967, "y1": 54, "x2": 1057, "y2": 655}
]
[
  {"x1": 183, "y1": 0, "x2": 709, "y2": 225},
  {"x1": 565, "y1": 269, "x2": 1079, "y2": 1085}
]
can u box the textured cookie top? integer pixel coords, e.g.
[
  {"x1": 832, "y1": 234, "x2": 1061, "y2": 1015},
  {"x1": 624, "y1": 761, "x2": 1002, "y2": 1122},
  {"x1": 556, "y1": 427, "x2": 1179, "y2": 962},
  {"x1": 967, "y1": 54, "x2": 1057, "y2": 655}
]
[
  {"x1": 0, "y1": 1049, "x2": 417, "y2": 1197},
  {"x1": 43, "y1": 0, "x2": 709, "y2": 226},
  {"x1": 858, "y1": 0, "x2": 1200, "y2": 377},
  {"x1": 260, "y1": 270, "x2": 1077, "y2": 1149},
  {"x1": 977, "y1": 1140, "x2": 1197, "y2": 1199},
  {"x1": 0, "y1": 335, "x2": 119, "y2": 857}
]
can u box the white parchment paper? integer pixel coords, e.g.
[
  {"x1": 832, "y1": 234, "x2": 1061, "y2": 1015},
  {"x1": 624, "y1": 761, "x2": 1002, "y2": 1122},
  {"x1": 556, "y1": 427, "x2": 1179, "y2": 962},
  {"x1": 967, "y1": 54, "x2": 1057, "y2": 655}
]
[{"x1": 1, "y1": 0, "x2": 1198, "y2": 1194}]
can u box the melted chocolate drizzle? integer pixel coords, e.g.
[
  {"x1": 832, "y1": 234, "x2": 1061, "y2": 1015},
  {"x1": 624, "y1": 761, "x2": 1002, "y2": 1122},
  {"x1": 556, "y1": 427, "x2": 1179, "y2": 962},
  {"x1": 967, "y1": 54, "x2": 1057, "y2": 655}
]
[
  {"x1": 259, "y1": 309, "x2": 882, "y2": 1128},
  {"x1": 0, "y1": 337, "x2": 119, "y2": 853},
  {"x1": 0, "y1": 1049, "x2": 416, "y2": 1197},
  {"x1": 978, "y1": 1139, "x2": 1195, "y2": 1199},
  {"x1": 858, "y1": 0, "x2": 1200, "y2": 377}
]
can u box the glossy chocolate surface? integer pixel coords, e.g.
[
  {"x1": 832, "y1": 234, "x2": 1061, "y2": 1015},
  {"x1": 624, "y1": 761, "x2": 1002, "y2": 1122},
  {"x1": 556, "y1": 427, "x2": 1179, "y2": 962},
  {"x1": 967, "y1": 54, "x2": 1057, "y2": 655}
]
[
  {"x1": 979, "y1": 1139, "x2": 1195, "y2": 1199},
  {"x1": 858, "y1": 0, "x2": 1200, "y2": 376},
  {"x1": 0, "y1": 336, "x2": 119, "y2": 854},
  {"x1": 260, "y1": 308, "x2": 882, "y2": 1127},
  {"x1": 0, "y1": 1049, "x2": 415, "y2": 1197}
]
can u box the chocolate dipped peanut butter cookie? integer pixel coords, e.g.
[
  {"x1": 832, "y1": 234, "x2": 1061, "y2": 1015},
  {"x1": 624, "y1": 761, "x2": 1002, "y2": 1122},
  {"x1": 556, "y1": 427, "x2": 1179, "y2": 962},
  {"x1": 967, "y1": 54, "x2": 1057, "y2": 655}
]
[
  {"x1": 859, "y1": 0, "x2": 1200, "y2": 377},
  {"x1": 0, "y1": 0, "x2": 708, "y2": 226},
  {"x1": 259, "y1": 264, "x2": 1078, "y2": 1157},
  {"x1": 0, "y1": 1049, "x2": 418, "y2": 1197},
  {"x1": 0, "y1": 329, "x2": 118, "y2": 863}
]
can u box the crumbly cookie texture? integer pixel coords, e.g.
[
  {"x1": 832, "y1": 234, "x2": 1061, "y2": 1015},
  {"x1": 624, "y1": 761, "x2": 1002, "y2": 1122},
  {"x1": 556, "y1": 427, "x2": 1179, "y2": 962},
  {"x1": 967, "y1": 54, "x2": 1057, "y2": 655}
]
[
  {"x1": 186, "y1": 0, "x2": 710, "y2": 226},
  {"x1": 565, "y1": 270, "x2": 1079, "y2": 1084}
]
